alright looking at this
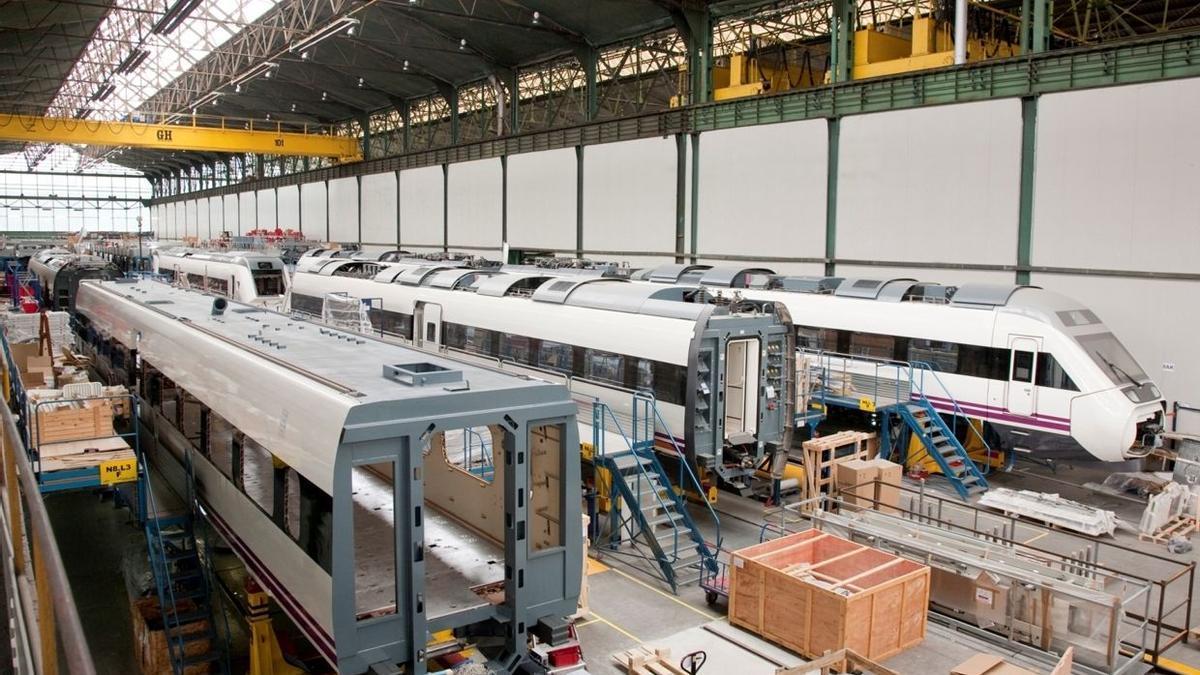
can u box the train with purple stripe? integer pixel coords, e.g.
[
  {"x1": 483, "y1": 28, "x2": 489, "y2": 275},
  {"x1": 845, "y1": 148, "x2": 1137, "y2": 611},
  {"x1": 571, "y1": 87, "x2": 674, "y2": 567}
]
[{"x1": 632, "y1": 265, "x2": 1165, "y2": 463}]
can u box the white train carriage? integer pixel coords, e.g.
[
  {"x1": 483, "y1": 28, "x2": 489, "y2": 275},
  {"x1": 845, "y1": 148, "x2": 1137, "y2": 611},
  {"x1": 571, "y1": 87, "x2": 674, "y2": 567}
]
[
  {"x1": 288, "y1": 259, "x2": 794, "y2": 487},
  {"x1": 28, "y1": 249, "x2": 121, "y2": 311},
  {"x1": 152, "y1": 247, "x2": 289, "y2": 309},
  {"x1": 75, "y1": 279, "x2": 583, "y2": 674},
  {"x1": 634, "y1": 265, "x2": 1165, "y2": 463}
]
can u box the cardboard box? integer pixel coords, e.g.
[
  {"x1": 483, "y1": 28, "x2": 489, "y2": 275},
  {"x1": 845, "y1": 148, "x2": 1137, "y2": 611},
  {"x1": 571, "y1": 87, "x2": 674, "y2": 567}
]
[
  {"x1": 836, "y1": 459, "x2": 878, "y2": 508},
  {"x1": 870, "y1": 458, "x2": 902, "y2": 514}
]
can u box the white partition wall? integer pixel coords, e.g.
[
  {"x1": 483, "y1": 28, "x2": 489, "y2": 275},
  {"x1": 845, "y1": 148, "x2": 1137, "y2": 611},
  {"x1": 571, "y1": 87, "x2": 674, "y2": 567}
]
[
  {"x1": 300, "y1": 181, "x2": 327, "y2": 240},
  {"x1": 222, "y1": 195, "x2": 239, "y2": 236},
  {"x1": 399, "y1": 165, "x2": 444, "y2": 249},
  {"x1": 837, "y1": 99, "x2": 1022, "y2": 265},
  {"x1": 238, "y1": 191, "x2": 256, "y2": 235},
  {"x1": 196, "y1": 198, "x2": 210, "y2": 240},
  {"x1": 327, "y1": 177, "x2": 358, "y2": 243},
  {"x1": 1033, "y1": 79, "x2": 1200, "y2": 275},
  {"x1": 165, "y1": 203, "x2": 176, "y2": 239},
  {"x1": 696, "y1": 120, "x2": 827, "y2": 261},
  {"x1": 208, "y1": 197, "x2": 222, "y2": 238},
  {"x1": 508, "y1": 148, "x2": 576, "y2": 251},
  {"x1": 361, "y1": 172, "x2": 398, "y2": 246},
  {"x1": 447, "y1": 158, "x2": 502, "y2": 250},
  {"x1": 256, "y1": 189, "x2": 276, "y2": 232},
  {"x1": 277, "y1": 185, "x2": 299, "y2": 232},
  {"x1": 583, "y1": 137, "x2": 678, "y2": 256}
]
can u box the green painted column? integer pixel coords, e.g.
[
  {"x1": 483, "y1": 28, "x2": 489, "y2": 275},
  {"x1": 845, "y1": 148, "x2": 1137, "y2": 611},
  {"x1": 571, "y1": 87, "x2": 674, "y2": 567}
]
[
  {"x1": 824, "y1": 118, "x2": 840, "y2": 276},
  {"x1": 1016, "y1": 96, "x2": 1038, "y2": 285},
  {"x1": 576, "y1": 146, "x2": 585, "y2": 256},
  {"x1": 401, "y1": 99, "x2": 411, "y2": 153},
  {"x1": 508, "y1": 69, "x2": 520, "y2": 133},
  {"x1": 830, "y1": 0, "x2": 855, "y2": 83},
  {"x1": 675, "y1": 133, "x2": 687, "y2": 263},
  {"x1": 577, "y1": 47, "x2": 599, "y2": 121},
  {"x1": 689, "y1": 132, "x2": 700, "y2": 263},
  {"x1": 1032, "y1": 0, "x2": 1051, "y2": 53}
]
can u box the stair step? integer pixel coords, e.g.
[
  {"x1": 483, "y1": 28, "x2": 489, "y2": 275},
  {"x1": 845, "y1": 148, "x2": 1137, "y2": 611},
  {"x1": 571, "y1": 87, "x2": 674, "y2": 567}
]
[
  {"x1": 647, "y1": 512, "x2": 683, "y2": 526},
  {"x1": 181, "y1": 652, "x2": 223, "y2": 667},
  {"x1": 162, "y1": 609, "x2": 209, "y2": 626}
]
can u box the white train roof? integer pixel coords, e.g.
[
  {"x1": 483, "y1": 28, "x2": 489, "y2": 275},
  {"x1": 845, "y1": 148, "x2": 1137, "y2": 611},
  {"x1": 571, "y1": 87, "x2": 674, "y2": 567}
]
[
  {"x1": 77, "y1": 279, "x2": 570, "y2": 491},
  {"x1": 155, "y1": 246, "x2": 286, "y2": 269}
]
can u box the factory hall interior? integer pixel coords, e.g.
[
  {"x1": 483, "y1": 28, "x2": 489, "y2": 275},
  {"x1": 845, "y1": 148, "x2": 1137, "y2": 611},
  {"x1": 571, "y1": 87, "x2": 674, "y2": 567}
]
[{"x1": 3, "y1": 1, "x2": 1200, "y2": 675}]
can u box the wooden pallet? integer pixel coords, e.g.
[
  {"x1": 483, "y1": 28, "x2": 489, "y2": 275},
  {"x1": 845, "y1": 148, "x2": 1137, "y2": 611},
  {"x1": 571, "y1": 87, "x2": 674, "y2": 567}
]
[
  {"x1": 775, "y1": 648, "x2": 899, "y2": 675},
  {"x1": 1138, "y1": 515, "x2": 1198, "y2": 544},
  {"x1": 801, "y1": 430, "x2": 875, "y2": 502},
  {"x1": 613, "y1": 646, "x2": 686, "y2": 675}
]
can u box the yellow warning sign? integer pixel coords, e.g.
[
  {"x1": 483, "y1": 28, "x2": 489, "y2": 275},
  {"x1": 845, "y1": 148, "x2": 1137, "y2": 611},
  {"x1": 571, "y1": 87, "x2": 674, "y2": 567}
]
[
  {"x1": 99, "y1": 457, "x2": 137, "y2": 485},
  {"x1": 858, "y1": 397, "x2": 877, "y2": 413}
]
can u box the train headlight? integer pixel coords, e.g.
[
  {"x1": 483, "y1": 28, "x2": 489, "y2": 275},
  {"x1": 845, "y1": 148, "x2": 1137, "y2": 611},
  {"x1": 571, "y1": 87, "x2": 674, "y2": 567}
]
[{"x1": 1123, "y1": 388, "x2": 1141, "y2": 403}]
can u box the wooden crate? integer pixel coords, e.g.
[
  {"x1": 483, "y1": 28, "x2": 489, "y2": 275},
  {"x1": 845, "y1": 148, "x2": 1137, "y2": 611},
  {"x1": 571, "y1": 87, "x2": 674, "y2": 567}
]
[
  {"x1": 130, "y1": 596, "x2": 212, "y2": 675},
  {"x1": 27, "y1": 399, "x2": 114, "y2": 446},
  {"x1": 729, "y1": 529, "x2": 929, "y2": 662},
  {"x1": 802, "y1": 430, "x2": 874, "y2": 501}
]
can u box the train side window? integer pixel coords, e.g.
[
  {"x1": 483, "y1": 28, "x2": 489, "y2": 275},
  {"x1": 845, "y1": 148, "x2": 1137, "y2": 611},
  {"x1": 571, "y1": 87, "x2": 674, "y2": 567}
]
[
  {"x1": 466, "y1": 327, "x2": 496, "y2": 356},
  {"x1": 1036, "y1": 352, "x2": 1078, "y2": 391},
  {"x1": 1012, "y1": 350, "x2": 1035, "y2": 382},
  {"x1": 253, "y1": 272, "x2": 285, "y2": 296},
  {"x1": 298, "y1": 474, "x2": 332, "y2": 574},
  {"x1": 795, "y1": 326, "x2": 839, "y2": 351},
  {"x1": 290, "y1": 293, "x2": 324, "y2": 315},
  {"x1": 909, "y1": 339, "x2": 958, "y2": 372},
  {"x1": 242, "y1": 438, "x2": 274, "y2": 514},
  {"x1": 207, "y1": 413, "x2": 235, "y2": 479},
  {"x1": 283, "y1": 468, "x2": 300, "y2": 537},
  {"x1": 586, "y1": 350, "x2": 624, "y2": 386},
  {"x1": 352, "y1": 462, "x2": 396, "y2": 619},
  {"x1": 501, "y1": 334, "x2": 534, "y2": 365},
  {"x1": 369, "y1": 308, "x2": 413, "y2": 339},
  {"x1": 653, "y1": 362, "x2": 687, "y2": 405},
  {"x1": 538, "y1": 340, "x2": 573, "y2": 373},
  {"x1": 634, "y1": 359, "x2": 654, "y2": 391},
  {"x1": 850, "y1": 332, "x2": 894, "y2": 360}
]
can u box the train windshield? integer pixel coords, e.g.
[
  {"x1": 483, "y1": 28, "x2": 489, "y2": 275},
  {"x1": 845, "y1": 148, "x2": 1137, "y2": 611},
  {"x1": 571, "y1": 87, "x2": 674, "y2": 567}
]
[
  {"x1": 1076, "y1": 332, "x2": 1147, "y2": 387},
  {"x1": 252, "y1": 271, "x2": 286, "y2": 297}
]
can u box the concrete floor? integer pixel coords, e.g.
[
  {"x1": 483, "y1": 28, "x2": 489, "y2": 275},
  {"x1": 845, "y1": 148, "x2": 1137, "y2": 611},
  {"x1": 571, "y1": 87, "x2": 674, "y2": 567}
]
[{"x1": 36, "y1": 453, "x2": 1200, "y2": 675}]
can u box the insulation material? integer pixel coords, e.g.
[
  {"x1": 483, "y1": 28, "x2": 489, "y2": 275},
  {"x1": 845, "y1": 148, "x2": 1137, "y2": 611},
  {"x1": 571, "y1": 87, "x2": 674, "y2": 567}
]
[
  {"x1": 2, "y1": 311, "x2": 71, "y2": 346},
  {"x1": 321, "y1": 293, "x2": 371, "y2": 334},
  {"x1": 978, "y1": 488, "x2": 1117, "y2": 537}
]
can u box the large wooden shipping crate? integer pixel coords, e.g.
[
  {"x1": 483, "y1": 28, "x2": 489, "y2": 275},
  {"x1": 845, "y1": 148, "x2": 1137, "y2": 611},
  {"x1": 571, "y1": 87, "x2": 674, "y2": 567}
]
[
  {"x1": 27, "y1": 398, "x2": 114, "y2": 446},
  {"x1": 729, "y1": 529, "x2": 929, "y2": 661}
]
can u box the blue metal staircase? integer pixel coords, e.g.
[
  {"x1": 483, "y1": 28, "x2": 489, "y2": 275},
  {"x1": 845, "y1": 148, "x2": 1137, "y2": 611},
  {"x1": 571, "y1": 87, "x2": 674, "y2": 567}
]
[
  {"x1": 891, "y1": 397, "x2": 989, "y2": 500},
  {"x1": 592, "y1": 394, "x2": 720, "y2": 593},
  {"x1": 140, "y1": 454, "x2": 229, "y2": 675}
]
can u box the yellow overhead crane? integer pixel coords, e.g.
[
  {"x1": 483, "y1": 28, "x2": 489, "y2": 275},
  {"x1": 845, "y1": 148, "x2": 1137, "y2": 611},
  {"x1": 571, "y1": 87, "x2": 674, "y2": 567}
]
[{"x1": 0, "y1": 113, "x2": 362, "y2": 162}]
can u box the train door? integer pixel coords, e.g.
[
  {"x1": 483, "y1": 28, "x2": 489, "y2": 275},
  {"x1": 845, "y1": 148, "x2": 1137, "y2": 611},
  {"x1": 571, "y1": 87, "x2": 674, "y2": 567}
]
[
  {"x1": 724, "y1": 337, "x2": 760, "y2": 440},
  {"x1": 417, "y1": 302, "x2": 442, "y2": 348},
  {"x1": 1006, "y1": 335, "x2": 1040, "y2": 417}
]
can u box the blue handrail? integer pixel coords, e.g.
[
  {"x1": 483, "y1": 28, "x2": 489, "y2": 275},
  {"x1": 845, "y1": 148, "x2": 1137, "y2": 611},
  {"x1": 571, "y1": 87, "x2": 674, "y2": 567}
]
[{"x1": 592, "y1": 400, "x2": 678, "y2": 554}]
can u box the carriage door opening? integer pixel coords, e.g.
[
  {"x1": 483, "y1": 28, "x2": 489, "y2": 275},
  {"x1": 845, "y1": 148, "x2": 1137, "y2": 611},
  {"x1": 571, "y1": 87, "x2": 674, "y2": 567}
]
[
  {"x1": 1006, "y1": 336, "x2": 1040, "y2": 417},
  {"x1": 417, "y1": 302, "x2": 442, "y2": 348},
  {"x1": 724, "y1": 338, "x2": 760, "y2": 440}
]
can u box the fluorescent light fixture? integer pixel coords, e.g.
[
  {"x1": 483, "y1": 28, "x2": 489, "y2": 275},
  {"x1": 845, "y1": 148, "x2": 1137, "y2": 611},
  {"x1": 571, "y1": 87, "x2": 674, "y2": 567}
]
[
  {"x1": 289, "y1": 17, "x2": 360, "y2": 54},
  {"x1": 152, "y1": 0, "x2": 204, "y2": 35},
  {"x1": 115, "y1": 49, "x2": 150, "y2": 74},
  {"x1": 91, "y1": 83, "x2": 116, "y2": 101}
]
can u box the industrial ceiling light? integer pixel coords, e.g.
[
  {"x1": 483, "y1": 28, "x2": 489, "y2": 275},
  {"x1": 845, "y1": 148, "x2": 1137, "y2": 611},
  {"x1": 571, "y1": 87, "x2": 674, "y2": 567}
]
[
  {"x1": 403, "y1": 60, "x2": 410, "y2": 71},
  {"x1": 291, "y1": 103, "x2": 297, "y2": 112},
  {"x1": 301, "y1": 50, "x2": 310, "y2": 60},
  {"x1": 321, "y1": 91, "x2": 328, "y2": 101},
  {"x1": 459, "y1": 38, "x2": 467, "y2": 51},
  {"x1": 347, "y1": 25, "x2": 355, "y2": 36},
  {"x1": 235, "y1": 83, "x2": 242, "y2": 93},
  {"x1": 532, "y1": 11, "x2": 540, "y2": 25},
  {"x1": 357, "y1": 77, "x2": 364, "y2": 88},
  {"x1": 266, "y1": 113, "x2": 271, "y2": 121},
  {"x1": 290, "y1": 17, "x2": 360, "y2": 54}
]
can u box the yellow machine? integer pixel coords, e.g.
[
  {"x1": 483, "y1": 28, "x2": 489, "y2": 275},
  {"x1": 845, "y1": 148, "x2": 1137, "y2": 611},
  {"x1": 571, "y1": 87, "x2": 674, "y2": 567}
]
[
  {"x1": 904, "y1": 417, "x2": 1007, "y2": 475},
  {"x1": 246, "y1": 578, "x2": 304, "y2": 675},
  {"x1": 851, "y1": 15, "x2": 1018, "y2": 80}
]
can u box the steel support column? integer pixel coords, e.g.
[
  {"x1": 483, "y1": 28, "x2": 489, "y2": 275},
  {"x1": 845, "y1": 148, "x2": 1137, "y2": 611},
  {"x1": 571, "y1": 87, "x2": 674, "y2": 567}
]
[
  {"x1": 1016, "y1": 96, "x2": 1038, "y2": 285},
  {"x1": 831, "y1": 0, "x2": 855, "y2": 83},
  {"x1": 689, "y1": 133, "x2": 700, "y2": 263},
  {"x1": 824, "y1": 118, "x2": 840, "y2": 276},
  {"x1": 576, "y1": 47, "x2": 599, "y2": 122},
  {"x1": 675, "y1": 133, "x2": 687, "y2": 263},
  {"x1": 401, "y1": 99, "x2": 412, "y2": 154},
  {"x1": 508, "y1": 70, "x2": 520, "y2": 134},
  {"x1": 575, "y1": 146, "x2": 584, "y2": 256},
  {"x1": 672, "y1": 4, "x2": 712, "y2": 105},
  {"x1": 360, "y1": 113, "x2": 372, "y2": 162}
]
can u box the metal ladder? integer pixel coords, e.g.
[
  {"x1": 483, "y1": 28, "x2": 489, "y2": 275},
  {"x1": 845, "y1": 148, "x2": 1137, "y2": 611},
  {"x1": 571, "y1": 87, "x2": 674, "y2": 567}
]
[
  {"x1": 592, "y1": 394, "x2": 720, "y2": 593},
  {"x1": 140, "y1": 452, "x2": 229, "y2": 675},
  {"x1": 891, "y1": 397, "x2": 989, "y2": 500}
]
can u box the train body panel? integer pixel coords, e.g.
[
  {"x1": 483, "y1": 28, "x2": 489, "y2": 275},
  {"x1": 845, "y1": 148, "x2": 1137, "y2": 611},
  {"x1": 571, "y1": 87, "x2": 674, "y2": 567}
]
[
  {"x1": 632, "y1": 266, "x2": 1163, "y2": 462},
  {"x1": 28, "y1": 249, "x2": 120, "y2": 310},
  {"x1": 152, "y1": 247, "x2": 289, "y2": 308}
]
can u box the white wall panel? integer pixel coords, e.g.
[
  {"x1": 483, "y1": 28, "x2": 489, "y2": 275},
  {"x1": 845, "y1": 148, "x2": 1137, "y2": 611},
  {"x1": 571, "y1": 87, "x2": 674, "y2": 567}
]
[
  {"x1": 697, "y1": 259, "x2": 825, "y2": 276},
  {"x1": 1032, "y1": 273, "x2": 1199, "y2": 432},
  {"x1": 164, "y1": 203, "x2": 175, "y2": 239},
  {"x1": 1033, "y1": 79, "x2": 1200, "y2": 273},
  {"x1": 835, "y1": 264, "x2": 1016, "y2": 286},
  {"x1": 186, "y1": 200, "x2": 199, "y2": 238},
  {"x1": 837, "y1": 99, "x2": 1022, "y2": 264},
  {"x1": 697, "y1": 120, "x2": 827, "y2": 259},
  {"x1": 583, "y1": 138, "x2": 677, "y2": 255},
  {"x1": 277, "y1": 185, "x2": 299, "y2": 232},
  {"x1": 196, "y1": 198, "x2": 209, "y2": 240},
  {"x1": 508, "y1": 148, "x2": 576, "y2": 250},
  {"x1": 208, "y1": 197, "x2": 222, "y2": 238},
  {"x1": 361, "y1": 172, "x2": 398, "y2": 246},
  {"x1": 238, "y1": 191, "x2": 256, "y2": 235},
  {"x1": 447, "y1": 159, "x2": 502, "y2": 249},
  {"x1": 327, "y1": 176, "x2": 359, "y2": 243},
  {"x1": 222, "y1": 195, "x2": 238, "y2": 236},
  {"x1": 300, "y1": 182, "x2": 327, "y2": 240},
  {"x1": 256, "y1": 189, "x2": 276, "y2": 231},
  {"x1": 400, "y1": 166, "x2": 443, "y2": 248}
]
